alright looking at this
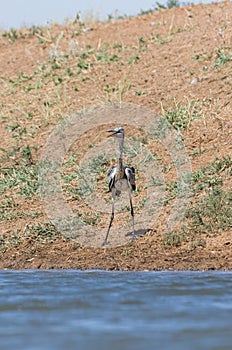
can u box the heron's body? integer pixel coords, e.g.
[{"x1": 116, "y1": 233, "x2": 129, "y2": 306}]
[
  {"x1": 103, "y1": 127, "x2": 136, "y2": 246},
  {"x1": 108, "y1": 164, "x2": 136, "y2": 195}
]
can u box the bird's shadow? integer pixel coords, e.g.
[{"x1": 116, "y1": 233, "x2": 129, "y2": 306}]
[{"x1": 125, "y1": 228, "x2": 151, "y2": 239}]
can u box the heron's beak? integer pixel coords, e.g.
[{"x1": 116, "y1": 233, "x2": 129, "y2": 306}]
[{"x1": 106, "y1": 129, "x2": 117, "y2": 137}]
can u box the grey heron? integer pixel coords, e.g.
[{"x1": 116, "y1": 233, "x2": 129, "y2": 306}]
[{"x1": 102, "y1": 126, "x2": 136, "y2": 246}]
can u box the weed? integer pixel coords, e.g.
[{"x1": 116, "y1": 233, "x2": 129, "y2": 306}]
[
  {"x1": 0, "y1": 196, "x2": 17, "y2": 209},
  {"x1": 190, "y1": 239, "x2": 206, "y2": 249},
  {"x1": 138, "y1": 8, "x2": 156, "y2": 16},
  {"x1": 214, "y1": 49, "x2": 232, "y2": 68},
  {"x1": 165, "y1": 181, "x2": 179, "y2": 200},
  {"x1": 61, "y1": 152, "x2": 110, "y2": 200},
  {"x1": 95, "y1": 52, "x2": 119, "y2": 63},
  {"x1": 121, "y1": 249, "x2": 132, "y2": 256},
  {"x1": 77, "y1": 61, "x2": 92, "y2": 70},
  {"x1": 24, "y1": 222, "x2": 63, "y2": 242},
  {"x1": 167, "y1": 157, "x2": 232, "y2": 245},
  {"x1": 135, "y1": 90, "x2": 147, "y2": 96},
  {"x1": 162, "y1": 101, "x2": 199, "y2": 130},
  {"x1": 28, "y1": 25, "x2": 44, "y2": 37},
  {"x1": 0, "y1": 208, "x2": 42, "y2": 221},
  {"x1": 79, "y1": 212, "x2": 100, "y2": 225},
  {"x1": 155, "y1": 34, "x2": 171, "y2": 45},
  {"x1": 192, "y1": 156, "x2": 232, "y2": 193},
  {"x1": 156, "y1": 0, "x2": 180, "y2": 10},
  {"x1": 163, "y1": 231, "x2": 184, "y2": 247},
  {"x1": 112, "y1": 43, "x2": 123, "y2": 51},
  {"x1": 3, "y1": 28, "x2": 18, "y2": 43},
  {"x1": 192, "y1": 51, "x2": 211, "y2": 62},
  {"x1": 183, "y1": 187, "x2": 232, "y2": 237},
  {"x1": 0, "y1": 165, "x2": 39, "y2": 197},
  {"x1": 127, "y1": 54, "x2": 140, "y2": 64},
  {"x1": 71, "y1": 242, "x2": 81, "y2": 250},
  {"x1": 7, "y1": 123, "x2": 27, "y2": 140},
  {"x1": 104, "y1": 84, "x2": 117, "y2": 94},
  {"x1": 8, "y1": 234, "x2": 22, "y2": 247},
  {"x1": 0, "y1": 232, "x2": 22, "y2": 251},
  {"x1": 88, "y1": 153, "x2": 109, "y2": 174},
  {"x1": 138, "y1": 37, "x2": 148, "y2": 51},
  {"x1": 164, "y1": 156, "x2": 231, "y2": 206},
  {"x1": 139, "y1": 1, "x2": 179, "y2": 15}
]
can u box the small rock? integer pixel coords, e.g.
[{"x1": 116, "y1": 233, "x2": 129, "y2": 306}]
[
  {"x1": 83, "y1": 27, "x2": 92, "y2": 33},
  {"x1": 26, "y1": 258, "x2": 34, "y2": 262},
  {"x1": 190, "y1": 77, "x2": 199, "y2": 84}
]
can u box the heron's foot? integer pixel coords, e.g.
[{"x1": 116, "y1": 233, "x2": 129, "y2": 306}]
[
  {"x1": 130, "y1": 233, "x2": 137, "y2": 242},
  {"x1": 102, "y1": 240, "x2": 109, "y2": 247}
]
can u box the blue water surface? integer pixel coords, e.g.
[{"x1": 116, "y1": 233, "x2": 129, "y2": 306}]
[{"x1": 0, "y1": 270, "x2": 232, "y2": 350}]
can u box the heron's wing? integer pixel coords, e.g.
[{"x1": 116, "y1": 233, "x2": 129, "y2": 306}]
[
  {"x1": 125, "y1": 166, "x2": 136, "y2": 191},
  {"x1": 107, "y1": 165, "x2": 117, "y2": 192}
]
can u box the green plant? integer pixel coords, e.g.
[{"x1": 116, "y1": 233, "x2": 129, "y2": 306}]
[
  {"x1": 0, "y1": 164, "x2": 39, "y2": 197},
  {"x1": 61, "y1": 152, "x2": 110, "y2": 200},
  {"x1": 183, "y1": 187, "x2": 232, "y2": 236},
  {"x1": 21, "y1": 145, "x2": 34, "y2": 164},
  {"x1": 214, "y1": 49, "x2": 232, "y2": 67},
  {"x1": 162, "y1": 101, "x2": 199, "y2": 130},
  {"x1": 126, "y1": 53, "x2": 140, "y2": 64},
  {"x1": 155, "y1": 34, "x2": 171, "y2": 45},
  {"x1": 164, "y1": 156, "x2": 231, "y2": 206},
  {"x1": 192, "y1": 156, "x2": 232, "y2": 193},
  {"x1": 80, "y1": 212, "x2": 100, "y2": 225},
  {"x1": 155, "y1": 0, "x2": 180, "y2": 10},
  {"x1": 138, "y1": 8, "x2": 156, "y2": 16},
  {"x1": 169, "y1": 158, "x2": 232, "y2": 246},
  {"x1": 77, "y1": 61, "x2": 92, "y2": 70},
  {"x1": 121, "y1": 249, "x2": 132, "y2": 256},
  {"x1": 190, "y1": 239, "x2": 206, "y2": 249},
  {"x1": 192, "y1": 51, "x2": 211, "y2": 62},
  {"x1": 163, "y1": 231, "x2": 184, "y2": 247},
  {"x1": 7, "y1": 123, "x2": 27, "y2": 139},
  {"x1": 3, "y1": 28, "x2": 18, "y2": 43},
  {"x1": 24, "y1": 222, "x2": 63, "y2": 242},
  {"x1": 135, "y1": 90, "x2": 147, "y2": 96},
  {"x1": 138, "y1": 0, "x2": 180, "y2": 15},
  {"x1": 138, "y1": 37, "x2": 148, "y2": 51},
  {"x1": 95, "y1": 51, "x2": 119, "y2": 63}
]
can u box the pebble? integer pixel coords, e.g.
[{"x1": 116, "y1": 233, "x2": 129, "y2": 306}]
[{"x1": 190, "y1": 77, "x2": 199, "y2": 84}]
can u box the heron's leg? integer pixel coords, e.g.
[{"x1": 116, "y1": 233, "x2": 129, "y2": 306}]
[
  {"x1": 102, "y1": 194, "x2": 115, "y2": 246},
  {"x1": 128, "y1": 191, "x2": 135, "y2": 239}
]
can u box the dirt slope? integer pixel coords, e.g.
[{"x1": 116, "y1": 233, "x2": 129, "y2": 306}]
[{"x1": 0, "y1": 1, "x2": 231, "y2": 270}]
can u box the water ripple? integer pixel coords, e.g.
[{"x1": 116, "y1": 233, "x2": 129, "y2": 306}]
[{"x1": 0, "y1": 270, "x2": 232, "y2": 350}]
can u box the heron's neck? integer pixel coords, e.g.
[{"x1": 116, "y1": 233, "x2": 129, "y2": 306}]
[{"x1": 118, "y1": 137, "x2": 124, "y2": 170}]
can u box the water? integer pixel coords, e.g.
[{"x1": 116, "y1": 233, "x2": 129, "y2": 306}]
[{"x1": 0, "y1": 271, "x2": 232, "y2": 350}]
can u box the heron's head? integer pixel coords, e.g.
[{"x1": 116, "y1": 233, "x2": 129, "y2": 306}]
[{"x1": 106, "y1": 126, "x2": 124, "y2": 139}]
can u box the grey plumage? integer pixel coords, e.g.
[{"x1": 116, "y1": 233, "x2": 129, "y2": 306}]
[
  {"x1": 103, "y1": 127, "x2": 136, "y2": 246},
  {"x1": 108, "y1": 165, "x2": 136, "y2": 196}
]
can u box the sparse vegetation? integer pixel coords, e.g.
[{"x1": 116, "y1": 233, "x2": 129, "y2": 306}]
[
  {"x1": 183, "y1": 187, "x2": 232, "y2": 237},
  {"x1": 24, "y1": 222, "x2": 64, "y2": 242},
  {"x1": 162, "y1": 100, "x2": 200, "y2": 130},
  {"x1": 0, "y1": 2, "x2": 231, "y2": 269},
  {"x1": 138, "y1": 0, "x2": 180, "y2": 15},
  {"x1": 163, "y1": 156, "x2": 232, "y2": 246},
  {"x1": 214, "y1": 49, "x2": 232, "y2": 68},
  {"x1": 0, "y1": 164, "x2": 38, "y2": 197}
]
